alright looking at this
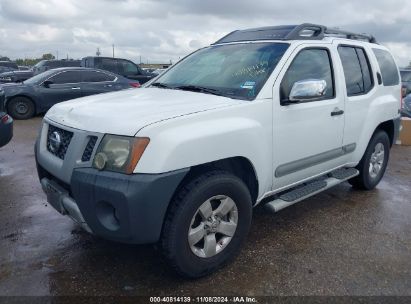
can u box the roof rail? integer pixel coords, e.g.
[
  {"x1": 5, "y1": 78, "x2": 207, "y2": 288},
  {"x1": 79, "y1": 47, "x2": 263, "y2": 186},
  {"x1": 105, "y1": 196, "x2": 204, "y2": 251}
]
[{"x1": 212, "y1": 23, "x2": 377, "y2": 44}]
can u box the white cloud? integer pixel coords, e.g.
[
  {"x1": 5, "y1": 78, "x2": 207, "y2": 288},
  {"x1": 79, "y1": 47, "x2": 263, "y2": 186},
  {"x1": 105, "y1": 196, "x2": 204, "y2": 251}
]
[{"x1": 0, "y1": 0, "x2": 410, "y2": 65}]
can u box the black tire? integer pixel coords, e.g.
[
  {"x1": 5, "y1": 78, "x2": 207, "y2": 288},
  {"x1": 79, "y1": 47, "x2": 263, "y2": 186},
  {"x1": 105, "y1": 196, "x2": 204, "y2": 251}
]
[
  {"x1": 161, "y1": 170, "x2": 252, "y2": 278},
  {"x1": 348, "y1": 130, "x2": 390, "y2": 190},
  {"x1": 7, "y1": 96, "x2": 35, "y2": 120}
]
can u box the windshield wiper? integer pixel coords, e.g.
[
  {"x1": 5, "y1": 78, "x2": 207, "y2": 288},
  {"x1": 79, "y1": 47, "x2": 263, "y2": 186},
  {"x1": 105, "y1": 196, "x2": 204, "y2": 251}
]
[
  {"x1": 150, "y1": 82, "x2": 173, "y2": 89},
  {"x1": 173, "y1": 85, "x2": 224, "y2": 97}
]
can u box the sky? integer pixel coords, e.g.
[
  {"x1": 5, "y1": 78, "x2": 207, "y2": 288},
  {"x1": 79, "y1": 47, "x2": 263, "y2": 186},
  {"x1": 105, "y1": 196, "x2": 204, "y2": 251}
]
[{"x1": 0, "y1": 0, "x2": 410, "y2": 66}]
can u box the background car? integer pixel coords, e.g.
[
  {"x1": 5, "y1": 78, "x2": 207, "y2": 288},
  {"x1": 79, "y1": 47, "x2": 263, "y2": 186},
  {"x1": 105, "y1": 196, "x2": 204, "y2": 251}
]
[
  {"x1": 18, "y1": 66, "x2": 31, "y2": 71},
  {"x1": 81, "y1": 56, "x2": 155, "y2": 84},
  {"x1": 0, "y1": 112, "x2": 13, "y2": 147},
  {"x1": 0, "y1": 70, "x2": 34, "y2": 83},
  {"x1": 400, "y1": 68, "x2": 411, "y2": 95},
  {"x1": 0, "y1": 61, "x2": 18, "y2": 71},
  {"x1": 0, "y1": 67, "x2": 140, "y2": 120},
  {"x1": 32, "y1": 59, "x2": 81, "y2": 75},
  {"x1": 402, "y1": 93, "x2": 411, "y2": 118}
]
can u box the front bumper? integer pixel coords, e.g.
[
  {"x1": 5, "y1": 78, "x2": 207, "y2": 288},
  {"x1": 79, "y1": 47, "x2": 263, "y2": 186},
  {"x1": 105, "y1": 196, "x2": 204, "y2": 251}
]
[{"x1": 37, "y1": 156, "x2": 189, "y2": 244}]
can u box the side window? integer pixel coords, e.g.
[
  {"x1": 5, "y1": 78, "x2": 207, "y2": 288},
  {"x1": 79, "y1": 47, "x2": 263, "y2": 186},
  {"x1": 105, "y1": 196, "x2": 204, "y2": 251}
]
[
  {"x1": 83, "y1": 71, "x2": 115, "y2": 82},
  {"x1": 356, "y1": 48, "x2": 373, "y2": 92},
  {"x1": 372, "y1": 49, "x2": 400, "y2": 86},
  {"x1": 280, "y1": 48, "x2": 334, "y2": 102},
  {"x1": 99, "y1": 59, "x2": 119, "y2": 74},
  {"x1": 49, "y1": 71, "x2": 81, "y2": 84},
  {"x1": 338, "y1": 46, "x2": 373, "y2": 96},
  {"x1": 118, "y1": 60, "x2": 140, "y2": 75}
]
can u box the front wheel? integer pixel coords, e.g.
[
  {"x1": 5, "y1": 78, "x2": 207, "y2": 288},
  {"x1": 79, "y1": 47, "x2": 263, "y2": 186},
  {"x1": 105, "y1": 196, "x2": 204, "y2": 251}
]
[
  {"x1": 349, "y1": 130, "x2": 390, "y2": 190},
  {"x1": 7, "y1": 97, "x2": 35, "y2": 120},
  {"x1": 161, "y1": 171, "x2": 252, "y2": 278}
]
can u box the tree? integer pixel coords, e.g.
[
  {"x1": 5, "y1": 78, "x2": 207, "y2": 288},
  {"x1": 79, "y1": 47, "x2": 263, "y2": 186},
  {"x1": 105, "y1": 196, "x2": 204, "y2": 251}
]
[{"x1": 42, "y1": 53, "x2": 55, "y2": 60}]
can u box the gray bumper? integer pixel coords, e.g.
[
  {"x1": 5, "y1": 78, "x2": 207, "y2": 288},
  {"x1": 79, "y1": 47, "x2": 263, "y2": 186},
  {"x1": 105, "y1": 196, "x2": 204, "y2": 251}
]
[{"x1": 37, "y1": 161, "x2": 189, "y2": 244}]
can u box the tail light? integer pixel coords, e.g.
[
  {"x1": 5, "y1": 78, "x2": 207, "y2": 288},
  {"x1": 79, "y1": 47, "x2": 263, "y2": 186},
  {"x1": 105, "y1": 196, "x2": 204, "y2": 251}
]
[
  {"x1": 130, "y1": 82, "x2": 141, "y2": 88},
  {"x1": 1, "y1": 114, "x2": 10, "y2": 123}
]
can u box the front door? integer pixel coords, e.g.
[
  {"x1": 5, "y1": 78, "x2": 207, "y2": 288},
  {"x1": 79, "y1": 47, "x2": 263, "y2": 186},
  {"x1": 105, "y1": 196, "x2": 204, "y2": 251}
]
[
  {"x1": 272, "y1": 46, "x2": 346, "y2": 190},
  {"x1": 38, "y1": 70, "x2": 83, "y2": 109}
]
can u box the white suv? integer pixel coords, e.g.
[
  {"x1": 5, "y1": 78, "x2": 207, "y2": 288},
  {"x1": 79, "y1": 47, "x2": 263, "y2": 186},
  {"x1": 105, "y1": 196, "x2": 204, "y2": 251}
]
[{"x1": 35, "y1": 24, "x2": 401, "y2": 278}]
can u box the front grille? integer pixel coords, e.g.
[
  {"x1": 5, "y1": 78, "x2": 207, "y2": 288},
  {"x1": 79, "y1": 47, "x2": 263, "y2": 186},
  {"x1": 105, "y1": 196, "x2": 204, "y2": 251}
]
[
  {"x1": 81, "y1": 136, "x2": 98, "y2": 162},
  {"x1": 47, "y1": 125, "x2": 73, "y2": 160}
]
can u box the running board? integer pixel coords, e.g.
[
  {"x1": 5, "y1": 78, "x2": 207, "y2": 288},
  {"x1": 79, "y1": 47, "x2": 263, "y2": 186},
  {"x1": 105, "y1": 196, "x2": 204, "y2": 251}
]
[{"x1": 265, "y1": 167, "x2": 359, "y2": 213}]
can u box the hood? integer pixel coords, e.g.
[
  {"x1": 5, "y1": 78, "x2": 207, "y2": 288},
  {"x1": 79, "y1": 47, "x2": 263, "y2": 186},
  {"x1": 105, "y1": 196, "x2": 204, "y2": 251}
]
[{"x1": 46, "y1": 88, "x2": 241, "y2": 136}]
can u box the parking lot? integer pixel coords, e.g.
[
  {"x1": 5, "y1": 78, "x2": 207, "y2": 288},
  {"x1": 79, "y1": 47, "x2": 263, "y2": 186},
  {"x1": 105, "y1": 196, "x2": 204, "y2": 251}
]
[{"x1": 0, "y1": 117, "x2": 410, "y2": 296}]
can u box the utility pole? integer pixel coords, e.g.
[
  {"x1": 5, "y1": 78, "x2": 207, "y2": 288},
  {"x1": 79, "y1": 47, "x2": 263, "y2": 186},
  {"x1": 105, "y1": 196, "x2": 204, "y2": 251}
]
[
  {"x1": 96, "y1": 47, "x2": 101, "y2": 57},
  {"x1": 112, "y1": 44, "x2": 115, "y2": 58},
  {"x1": 56, "y1": 50, "x2": 59, "y2": 60},
  {"x1": 140, "y1": 55, "x2": 142, "y2": 64}
]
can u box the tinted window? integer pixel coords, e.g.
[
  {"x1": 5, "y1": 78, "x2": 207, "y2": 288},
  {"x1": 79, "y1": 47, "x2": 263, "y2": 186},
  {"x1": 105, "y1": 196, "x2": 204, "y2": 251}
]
[
  {"x1": 118, "y1": 60, "x2": 140, "y2": 75},
  {"x1": 338, "y1": 46, "x2": 373, "y2": 96},
  {"x1": 49, "y1": 71, "x2": 81, "y2": 84},
  {"x1": 372, "y1": 49, "x2": 399, "y2": 86},
  {"x1": 356, "y1": 48, "x2": 373, "y2": 92},
  {"x1": 83, "y1": 71, "x2": 115, "y2": 82},
  {"x1": 48, "y1": 61, "x2": 60, "y2": 68},
  {"x1": 338, "y1": 47, "x2": 363, "y2": 95},
  {"x1": 401, "y1": 71, "x2": 411, "y2": 82},
  {"x1": 280, "y1": 48, "x2": 334, "y2": 101},
  {"x1": 97, "y1": 59, "x2": 119, "y2": 74}
]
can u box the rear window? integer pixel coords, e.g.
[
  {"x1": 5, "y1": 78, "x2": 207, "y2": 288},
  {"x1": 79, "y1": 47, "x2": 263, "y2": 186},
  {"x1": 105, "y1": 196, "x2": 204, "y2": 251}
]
[{"x1": 372, "y1": 49, "x2": 399, "y2": 86}]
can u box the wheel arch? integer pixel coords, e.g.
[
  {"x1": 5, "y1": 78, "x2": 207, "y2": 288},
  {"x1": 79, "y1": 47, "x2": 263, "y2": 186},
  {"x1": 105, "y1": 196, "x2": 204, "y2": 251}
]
[{"x1": 375, "y1": 119, "x2": 395, "y2": 146}]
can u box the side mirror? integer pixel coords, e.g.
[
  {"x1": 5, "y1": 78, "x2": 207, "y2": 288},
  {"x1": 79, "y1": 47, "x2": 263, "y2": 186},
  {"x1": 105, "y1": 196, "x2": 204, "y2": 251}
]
[
  {"x1": 289, "y1": 79, "x2": 327, "y2": 103},
  {"x1": 43, "y1": 80, "x2": 53, "y2": 88}
]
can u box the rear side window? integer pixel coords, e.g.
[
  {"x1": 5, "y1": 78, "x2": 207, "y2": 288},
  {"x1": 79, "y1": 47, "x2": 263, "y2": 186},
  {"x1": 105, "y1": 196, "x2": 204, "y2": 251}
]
[
  {"x1": 372, "y1": 49, "x2": 399, "y2": 86},
  {"x1": 280, "y1": 48, "x2": 334, "y2": 102},
  {"x1": 338, "y1": 46, "x2": 373, "y2": 96},
  {"x1": 83, "y1": 71, "x2": 115, "y2": 82}
]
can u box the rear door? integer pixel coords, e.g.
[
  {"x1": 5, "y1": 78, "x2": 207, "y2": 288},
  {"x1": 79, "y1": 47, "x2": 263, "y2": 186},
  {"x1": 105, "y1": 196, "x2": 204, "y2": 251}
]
[
  {"x1": 336, "y1": 44, "x2": 376, "y2": 162},
  {"x1": 81, "y1": 70, "x2": 118, "y2": 97},
  {"x1": 38, "y1": 70, "x2": 83, "y2": 109},
  {"x1": 272, "y1": 45, "x2": 346, "y2": 190}
]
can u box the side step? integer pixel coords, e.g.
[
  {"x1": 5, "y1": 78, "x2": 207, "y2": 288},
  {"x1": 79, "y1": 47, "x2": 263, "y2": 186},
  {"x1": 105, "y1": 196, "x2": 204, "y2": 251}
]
[{"x1": 265, "y1": 167, "x2": 359, "y2": 213}]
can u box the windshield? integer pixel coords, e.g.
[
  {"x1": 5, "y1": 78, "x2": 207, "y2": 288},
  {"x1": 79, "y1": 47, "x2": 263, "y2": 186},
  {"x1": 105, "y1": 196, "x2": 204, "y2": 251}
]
[
  {"x1": 152, "y1": 42, "x2": 289, "y2": 100},
  {"x1": 23, "y1": 69, "x2": 56, "y2": 85}
]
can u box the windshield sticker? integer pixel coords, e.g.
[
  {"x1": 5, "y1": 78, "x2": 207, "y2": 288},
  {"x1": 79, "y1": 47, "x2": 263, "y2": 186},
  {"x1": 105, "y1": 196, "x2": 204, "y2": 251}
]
[{"x1": 241, "y1": 81, "x2": 256, "y2": 89}]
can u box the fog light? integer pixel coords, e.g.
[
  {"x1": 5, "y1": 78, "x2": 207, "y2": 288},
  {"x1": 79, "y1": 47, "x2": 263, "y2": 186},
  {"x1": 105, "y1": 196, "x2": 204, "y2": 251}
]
[
  {"x1": 94, "y1": 152, "x2": 108, "y2": 170},
  {"x1": 96, "y1": 201, "x2": 120, "y2": 231}
]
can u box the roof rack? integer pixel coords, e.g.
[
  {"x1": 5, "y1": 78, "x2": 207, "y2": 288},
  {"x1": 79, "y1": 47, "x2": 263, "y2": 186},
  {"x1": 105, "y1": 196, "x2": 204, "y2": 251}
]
[{"x1": 213, "y1": 23, "x2": 377, "y2": 45}]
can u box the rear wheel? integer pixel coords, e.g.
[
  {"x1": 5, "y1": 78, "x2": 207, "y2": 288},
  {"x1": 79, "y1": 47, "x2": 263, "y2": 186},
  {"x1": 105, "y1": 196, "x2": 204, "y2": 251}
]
[
  {"x1": 349, "y1": 130, "x2": 390, "y2": 190},
  {"x1": 161, "y1": 170, "x2": 252, "y2": 278},
  {"x1": 7, "y1": 97, "x2": 35, "y2": 120}
]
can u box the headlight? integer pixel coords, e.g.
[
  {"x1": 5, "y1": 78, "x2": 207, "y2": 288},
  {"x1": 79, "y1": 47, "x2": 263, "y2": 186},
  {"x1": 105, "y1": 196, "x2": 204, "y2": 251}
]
[{"x1": 93, "y1": 135, "x2": 150, "y2": 174}]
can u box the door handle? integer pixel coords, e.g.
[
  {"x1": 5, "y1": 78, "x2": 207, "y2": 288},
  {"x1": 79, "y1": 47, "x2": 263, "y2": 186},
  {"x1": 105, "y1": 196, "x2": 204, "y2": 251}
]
[
  {"x1": 331, "y1": 108, "x2": 344, "y2": 116},
  {"x1": 71, "y1": 87, "x2": 81, "y2": 90}
]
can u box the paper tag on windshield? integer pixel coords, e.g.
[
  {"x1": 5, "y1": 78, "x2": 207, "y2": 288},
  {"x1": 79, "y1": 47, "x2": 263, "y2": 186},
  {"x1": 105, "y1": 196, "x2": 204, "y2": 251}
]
[{"x1": 241, "y1": 81, "x2": 255, "y2": 89}]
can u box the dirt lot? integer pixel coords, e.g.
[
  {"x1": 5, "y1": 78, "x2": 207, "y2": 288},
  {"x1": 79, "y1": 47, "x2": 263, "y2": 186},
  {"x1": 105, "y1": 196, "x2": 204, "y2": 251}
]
[{"x1": 0, "y1": 117, "x2": 410, "y2": 296}]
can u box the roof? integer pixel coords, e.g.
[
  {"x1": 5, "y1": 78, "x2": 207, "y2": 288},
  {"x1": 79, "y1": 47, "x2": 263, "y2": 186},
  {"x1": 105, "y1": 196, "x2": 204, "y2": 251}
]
[{"x1": 213, "y1": 23, "x2": 377, "y2": 45}]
